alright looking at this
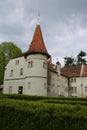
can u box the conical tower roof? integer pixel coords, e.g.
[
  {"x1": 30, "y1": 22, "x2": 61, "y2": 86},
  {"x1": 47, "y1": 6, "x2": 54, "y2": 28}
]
[{"x1": 28, "y1": 24, "x2": 50, "y2": 58}]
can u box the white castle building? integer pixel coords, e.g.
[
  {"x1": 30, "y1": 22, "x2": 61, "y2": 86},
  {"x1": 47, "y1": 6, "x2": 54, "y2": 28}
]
[{"x1": 3, "y1": 24, "x2": 87, "y2": 97}]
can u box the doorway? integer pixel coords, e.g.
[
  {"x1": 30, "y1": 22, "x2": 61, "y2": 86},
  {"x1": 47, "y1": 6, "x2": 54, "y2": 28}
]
[{"x1": 18, "y1": 86, "x2": 23, "y2": 94}]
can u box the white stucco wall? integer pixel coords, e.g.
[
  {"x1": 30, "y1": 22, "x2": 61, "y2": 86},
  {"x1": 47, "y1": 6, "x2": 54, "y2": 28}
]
[
  {"x1": 70, "y1": 77, "x2": 87, "y2": 97},
  {"x1": 3, "y1": 79, "x2": 25, "y2": 94},
  {"x1": 3, "y1": 53, "x2": 87, "y2": 97},
  {"x1": 25, "y1": 54, "x2": 48, "y2": 96},
  {"x1": 3, "y1": 57, "x2": 26, "y2": 94},
  {"x1": 47, "y1": 70, "x2": 68, "y2": 97},
  {"x1": 4, "y1": 57, "x2": 25, "y2": 79},
  {"x1": 3, "y1": 54, "x2": 48, "y2": 96}
]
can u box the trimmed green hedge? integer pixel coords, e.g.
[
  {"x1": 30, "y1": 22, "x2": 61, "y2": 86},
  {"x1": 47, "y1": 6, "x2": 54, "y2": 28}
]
[
  {"x1": 1, "y1": 94, "x2": 87, "y2": 101},
  {"x1": 0, "y1": 95, "x2": 87, "y2": 130},
  {"x1": 0, "y1": 94, "x2": 87, "y2": 105}
]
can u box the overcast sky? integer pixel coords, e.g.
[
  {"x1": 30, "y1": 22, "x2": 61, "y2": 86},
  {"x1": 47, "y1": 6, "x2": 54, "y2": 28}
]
[{"x1": 0, "y1": 0, "x2": 87, "y2": 66}]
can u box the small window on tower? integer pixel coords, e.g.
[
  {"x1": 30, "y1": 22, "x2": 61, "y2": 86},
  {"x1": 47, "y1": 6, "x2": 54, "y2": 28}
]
[
  {"x1": 43, "y1": 62, "x2": 47, "y2": 69},
  {"x1": 28, "y1": 61, "x2": 33, "y2": 68}
]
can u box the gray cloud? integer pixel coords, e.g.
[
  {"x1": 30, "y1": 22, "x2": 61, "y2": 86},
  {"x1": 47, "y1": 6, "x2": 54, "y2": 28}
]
[{"x1": 0, "y1": 0, "x2": 87, "y2": 66}]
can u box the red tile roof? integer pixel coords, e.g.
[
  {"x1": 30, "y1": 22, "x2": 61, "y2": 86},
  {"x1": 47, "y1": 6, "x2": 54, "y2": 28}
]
[
  {"x1": 61, "y1": 65, "x2": 87, "y2": 77},
  {"x1": 28, "y1": 25, "x2": 50, "y2": 58},
  {"x1": 82, "y1": 65, "x2": 87, "y2": 76}
]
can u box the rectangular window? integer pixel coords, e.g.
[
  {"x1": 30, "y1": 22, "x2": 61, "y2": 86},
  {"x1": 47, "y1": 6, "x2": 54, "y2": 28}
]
[
  {"x1": 28, "y1": 61, "x2": 33, "y2": 68},
  {"x1": 20, "y1": 68, "x2": 23, "y2": 75},
  {"x1": 10, "y1": 70, "x2": 13, "y2": 77},
  {"x1": 43, "y1": 62, "x2": 47, "y2": 69},
  {"x1": 72, "y1": 87, "x2": 77, "y2": 93},
  {"x1": 44, "y1": 83, "x2": 47, "y2": 89},
  {"x1": 15, "y1": 60, "x2": 19, "y2": 65},
  {"x1": 70, "y1": 79, "x2": 73, "y2": 83},
  {"x1": 70, "y1": 78, "x2": 76, "y2": 83},
  {"x1": 28, "y1": 82, "x2": 31, "y2": 89},
  {"x1": 74, "y1": 78, "x2": 76, "y2": 82},
  {"x1": 9, "y1": 86, "x2": 12, "y2": 94},
  {"x1": 85, "y1": 86, "x2": 87, "y2": 93}
]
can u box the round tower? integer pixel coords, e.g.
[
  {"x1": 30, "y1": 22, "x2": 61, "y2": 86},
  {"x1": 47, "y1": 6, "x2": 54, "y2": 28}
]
[{"x1": 25, "y1": 25, "x2": 50, "y2": 96}]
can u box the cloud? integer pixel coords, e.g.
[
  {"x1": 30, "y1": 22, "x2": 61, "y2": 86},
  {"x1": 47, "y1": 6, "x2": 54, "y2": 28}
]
[{"x1": 0, "y1": 0, "x2": 87, "y2": 66}]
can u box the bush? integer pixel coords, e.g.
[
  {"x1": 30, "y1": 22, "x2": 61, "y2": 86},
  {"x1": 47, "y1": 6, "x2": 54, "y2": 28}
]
[{"x1": 0, "y1": 96, "x2": 87, "y2": 130}]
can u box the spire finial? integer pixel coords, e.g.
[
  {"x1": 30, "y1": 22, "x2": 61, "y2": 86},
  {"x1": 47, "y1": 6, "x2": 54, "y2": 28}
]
[{"x1": 37, "y1": 9, "x2": 40, "y2": 24}]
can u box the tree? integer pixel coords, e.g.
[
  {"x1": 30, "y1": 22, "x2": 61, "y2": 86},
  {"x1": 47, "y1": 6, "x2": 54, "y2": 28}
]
[
  {"x1": 0, "y1": 42, "x2": 22, "y2": 84},
  {"x1": 64, "y1": 56, "x2": 75, "y2": 67},
  {"x1": 64, "y1": 50, "x2": 87, "y2": 67},
  {"x1": 76, "y1": 50, "x2": 87, "y2": 65}
]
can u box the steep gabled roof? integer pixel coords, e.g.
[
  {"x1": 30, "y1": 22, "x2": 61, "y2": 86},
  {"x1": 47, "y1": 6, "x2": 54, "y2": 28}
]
[
  {"x1": 61, "y1": 65, "x2": 87, "y2": 78},
  {"x1": 28, "y1": 24, "x2": 50, "y2": 58}
]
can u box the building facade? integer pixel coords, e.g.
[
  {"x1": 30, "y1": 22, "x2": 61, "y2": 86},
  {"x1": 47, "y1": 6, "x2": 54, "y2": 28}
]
[{"x1": 3, "y1": 24, "x2": 87, "y2": 97}]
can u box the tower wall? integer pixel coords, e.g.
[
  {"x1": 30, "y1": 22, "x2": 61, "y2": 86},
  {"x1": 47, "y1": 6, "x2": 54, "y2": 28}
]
[{"x1": 25, "y1": 54, "x2": 48, "y2": 96}]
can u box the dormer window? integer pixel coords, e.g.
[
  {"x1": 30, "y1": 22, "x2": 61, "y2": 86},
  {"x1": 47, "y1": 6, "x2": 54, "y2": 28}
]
[{"x1": 28, "y1": 61, "x2": 33, "y2": 68}]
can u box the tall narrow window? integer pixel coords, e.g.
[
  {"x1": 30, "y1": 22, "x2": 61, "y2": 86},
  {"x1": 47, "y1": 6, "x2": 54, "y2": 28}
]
[
  {"x1": 15, "y1": 60, "x2": 19, "y2": 65},
  {"x1": 28, "y1": 61, "x2": 33, "y2": 68},
  {"x1": 20, "y1": 68, "x2": 23, "y2": 75},
  {"x1": 72, "y1": 87, "x2": 77, "y2": 93},
  {"x1": 85, "y1": 86, "x2": 87, "y2": 93},
  {"x1": 28, "y1": 82, "x2": 31, "y2": 89},
  {"x1": 10, "y1": 70, "x2": 13, "y2": 77},
  {"x1": 43, "y1": 62, "x2": 47, "y2": 69},
  {"x1": 70, "y1": 78, "x2": 76, "y2": 83},
  {"x1": 9, "y1": 86, "x2": 12, "y2": 94}
]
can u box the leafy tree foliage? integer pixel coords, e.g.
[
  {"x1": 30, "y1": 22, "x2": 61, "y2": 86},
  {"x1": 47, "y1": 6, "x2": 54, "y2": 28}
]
[
  {"x1": 0, "y1": 42, "x2": 22, "y2": 84},
  {"x1": 64, "y1": 50, "x2": 87, "y2": 67},
  {"x1": 76, "y1": 50, "x2": 86, "y2": 65},
  {"x1": 64, "y1": 57, "x2": 75, "y2": 67}
]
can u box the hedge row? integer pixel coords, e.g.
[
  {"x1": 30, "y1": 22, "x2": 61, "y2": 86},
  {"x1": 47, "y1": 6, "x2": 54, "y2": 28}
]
[
  {"x1": 0, "y1": 98, "x2": 87, "y2": 130},
  {"x1": 0, "y1": 94, "x2": 87, "y2": 105}
]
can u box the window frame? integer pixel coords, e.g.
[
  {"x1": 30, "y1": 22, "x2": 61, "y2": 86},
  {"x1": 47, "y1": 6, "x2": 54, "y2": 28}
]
[
  {"x1": 20, "y1": 68, "x2": 23, "y2": 76},
  {"x1": 43, "y1": 62, "x2": 47, "y2": 69},
  {"x1": 15, "y1": 60, "x2": 19, "y2": 65},
  {"x1": 28, "y1": 61, "x2": 33, "y2": 68},
  {"x1": 72, "y1": 87, "x2": 77, "y2": 93},
  {"x1": 85, "y1": 86, "x2": 87, "y2": 93},
  {"x1": 10, "y1": 69, "x2": 13, "y2": 77}
]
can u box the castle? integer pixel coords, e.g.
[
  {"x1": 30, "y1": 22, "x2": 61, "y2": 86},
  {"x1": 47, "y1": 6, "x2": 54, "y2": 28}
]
[{"x1": 3, "y1": 24, "x2": 87, "y2": 97}]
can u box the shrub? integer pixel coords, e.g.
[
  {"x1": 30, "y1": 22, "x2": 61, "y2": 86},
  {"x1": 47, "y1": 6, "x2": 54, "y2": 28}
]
[{"x1": 0, "y1": 96, "x2": 87, "y2": 130}]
